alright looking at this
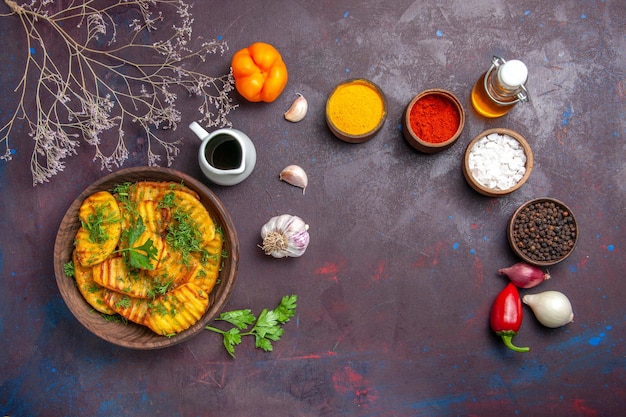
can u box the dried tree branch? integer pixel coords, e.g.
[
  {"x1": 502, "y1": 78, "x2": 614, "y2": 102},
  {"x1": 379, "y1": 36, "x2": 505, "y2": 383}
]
[{"x1": 1, "y1": 0, "x2": 237, "y2": 185}]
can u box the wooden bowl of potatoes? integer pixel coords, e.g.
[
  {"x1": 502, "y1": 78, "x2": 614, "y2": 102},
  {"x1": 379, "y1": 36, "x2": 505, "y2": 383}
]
[{"x1": 53, "y1": 166, "x2": 239, "y2": 349}]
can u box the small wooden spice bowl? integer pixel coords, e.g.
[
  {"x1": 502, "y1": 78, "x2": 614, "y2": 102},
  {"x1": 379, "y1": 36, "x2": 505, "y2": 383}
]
[
  {"x1": 402, "y1": 89, "x2": 465, "y2": 153},
  {"x1": 53, "y1": 166, "x2": 240, "y2": 349},
  {"x1": 507, "y1": 198, "x2": 578, "y2": 266},
  {"x1": 326, "y1": 78, "x2": 387, "y2": 144},
  {"x1": 462, "y1": 128, "x2": 534, "y2": 197}
]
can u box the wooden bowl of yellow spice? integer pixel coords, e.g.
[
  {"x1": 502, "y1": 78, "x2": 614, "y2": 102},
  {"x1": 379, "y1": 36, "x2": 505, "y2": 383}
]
[{"x1": 326, "y1": 79, "x2": 387, "y2": 143}]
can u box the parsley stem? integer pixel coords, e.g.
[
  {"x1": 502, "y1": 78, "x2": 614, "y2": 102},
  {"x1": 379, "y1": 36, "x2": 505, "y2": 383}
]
[{"x1": 204, "y1": 325, "x2": 225, "y2": 334}]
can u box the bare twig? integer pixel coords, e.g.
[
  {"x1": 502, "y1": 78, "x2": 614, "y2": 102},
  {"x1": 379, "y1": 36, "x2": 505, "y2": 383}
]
[{"x1": 1, "y1": 0, "x2": 237, "y2": 185}]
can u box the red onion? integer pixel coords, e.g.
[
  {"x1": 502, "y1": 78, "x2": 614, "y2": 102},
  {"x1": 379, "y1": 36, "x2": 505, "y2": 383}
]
[{"x1": 498, "y1": 262, "x2": 550, "y2": 288}]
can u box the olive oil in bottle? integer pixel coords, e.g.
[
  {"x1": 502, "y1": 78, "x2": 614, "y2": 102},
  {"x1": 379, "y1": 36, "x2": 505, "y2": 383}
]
[{"x1": 471, "y1": 56, "x2": 529, "y2": 118}]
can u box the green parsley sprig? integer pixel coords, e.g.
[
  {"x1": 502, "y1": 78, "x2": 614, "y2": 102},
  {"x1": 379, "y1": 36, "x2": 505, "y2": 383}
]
[
  {"x1": 63, "y1": 261, "x2": 75, "y2": 278},
  {"x1": 114, "y1": 215, "x2": 158, "y2": 270},
  {"x1": 206, "y1": 295, "x2": 298, "y2": 358}
]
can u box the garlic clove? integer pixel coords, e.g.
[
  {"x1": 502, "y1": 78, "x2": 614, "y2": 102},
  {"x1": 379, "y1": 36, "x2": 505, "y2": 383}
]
[
  {"x1": 284, "y1": 93, "x2": 308, "y2": 122},
  {"x1": 279, "y1": 164, "x2": 308, "y2": 194}
]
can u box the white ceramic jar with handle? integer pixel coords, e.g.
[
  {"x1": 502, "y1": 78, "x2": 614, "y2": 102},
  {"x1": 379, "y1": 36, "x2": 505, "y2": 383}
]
[{"x1": 189, "y1": 121, "x2": 257, "y2": 186}]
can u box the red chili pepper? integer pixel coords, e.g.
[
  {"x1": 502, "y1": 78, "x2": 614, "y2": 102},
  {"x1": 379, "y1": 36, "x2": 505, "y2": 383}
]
[{"x1": 490, "y1": 282, "x2": 530, "y2": 353}]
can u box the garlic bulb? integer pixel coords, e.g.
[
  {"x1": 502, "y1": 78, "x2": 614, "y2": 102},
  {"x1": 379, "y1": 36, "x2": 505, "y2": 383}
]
[
  {"x1": 284, "y1": 93, "x2": 308, "y2": 122},
  {"x1": 279, "y1": 165, "x2": 308, "y2": 194},
  {"x1": 260, "y1": 214, "x2": 310, "y2": 258},
  {"x1": 523, "y1": 291, "x2": 574, "y2": 328}
]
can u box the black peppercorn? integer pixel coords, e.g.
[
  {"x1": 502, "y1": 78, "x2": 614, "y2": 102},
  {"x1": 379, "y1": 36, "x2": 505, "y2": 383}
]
[{"x1": 511, "y1": 199, "x2": 577, "y2": 263}]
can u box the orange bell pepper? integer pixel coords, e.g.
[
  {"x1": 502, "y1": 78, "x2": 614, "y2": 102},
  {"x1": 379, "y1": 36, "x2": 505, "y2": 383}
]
[{"x1": 231, "y1": 42, "x2": 288, "y2": 103}]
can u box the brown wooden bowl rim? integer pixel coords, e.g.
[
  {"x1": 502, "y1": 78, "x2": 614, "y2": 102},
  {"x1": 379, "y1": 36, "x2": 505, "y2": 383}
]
[
  {"x1": 53, "y1": 166, "x2": 240, "y2": 349},
  {"x1": 325, "y1": 78, "x2": 387, "y2": 143},
  {"x1": 403, "y1": 88, "x2": 466, "y2": 150},
  {"x1": 507, "y1": 197, "x2": 578, "y2": 266},
  {"x1": 462, "y1": 128, "x2": 534, "y2": 197}
]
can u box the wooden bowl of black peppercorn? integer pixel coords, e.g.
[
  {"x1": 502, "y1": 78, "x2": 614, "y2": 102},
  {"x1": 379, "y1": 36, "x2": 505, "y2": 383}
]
[{"x1": 507, "y1": 198, "x2": 578, "y2": 266}]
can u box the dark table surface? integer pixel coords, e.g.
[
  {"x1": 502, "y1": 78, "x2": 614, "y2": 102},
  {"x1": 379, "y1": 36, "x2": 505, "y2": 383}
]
[{"x1": 1, "y1": 1, "x2": 624, "y2": 416}]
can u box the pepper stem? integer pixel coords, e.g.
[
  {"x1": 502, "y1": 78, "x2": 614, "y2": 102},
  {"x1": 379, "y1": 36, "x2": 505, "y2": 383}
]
[{"x1": 500, "y1": 334, "x2": 530, "y2": 353}]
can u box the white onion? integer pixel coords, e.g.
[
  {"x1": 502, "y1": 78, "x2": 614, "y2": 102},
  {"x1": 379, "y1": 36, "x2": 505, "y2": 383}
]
[{"x1": 522, "y1": 291, "x2": 574, "y2": 328}]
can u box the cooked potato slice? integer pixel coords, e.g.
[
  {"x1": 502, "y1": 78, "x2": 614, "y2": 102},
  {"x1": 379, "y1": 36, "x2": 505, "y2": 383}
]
[
  {"x1": 129, "y1": 181, "x2": 199, "y2": 202},
  {"x1": 72, "y1": 251, "x2": 116, "y2": 315},
  {"x1": 148, "y1": 243, "x2": 201, "y2": 287},
  {"x1": 170, "y1": 190, "x2": 215, "y2": 245},
  {"x1": 190, "y1": 262, "x2": 219, "y2": 295},
  {"x1": 102, "y1": 290, "x2": 150, "y2": 325},
  {"x1": 93, "y1": 256, "x2": 159, "y2": 299},
  {"x1": 118, "y1": 200, "x2": 170, "y2": 234},
  {"x1": 75, "y1": 191, "x2": 122, "y2": 267},
  {"x1": 78, "y1": 191, "x2": 121, "y2": 224},
  {"x1": 144, "y1": 282, "x2": 209, "y2": 336},
  {"x1": 74, "y1": 227, "x2": 116, "y2": 268},
  {"x1": 190, "y1": 231, "x2": 223, "y2": 294},
  {"x1": 137, "y1": 200, "x2": 170, "y2": 234}
]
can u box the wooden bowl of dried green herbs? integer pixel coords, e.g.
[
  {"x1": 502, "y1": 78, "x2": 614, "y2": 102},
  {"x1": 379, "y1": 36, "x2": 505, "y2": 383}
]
[{"x1": 53, "y1": 166, "x2": 239, "y2": 349}]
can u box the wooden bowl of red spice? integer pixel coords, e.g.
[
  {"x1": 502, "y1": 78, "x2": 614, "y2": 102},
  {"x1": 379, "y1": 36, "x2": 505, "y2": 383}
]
[
  {"x1": 326, "y1": 78, "x2": 387, "y2": 144},
  {"x1": 402, "y1": 89, "x2": 465, "y2": 153}
]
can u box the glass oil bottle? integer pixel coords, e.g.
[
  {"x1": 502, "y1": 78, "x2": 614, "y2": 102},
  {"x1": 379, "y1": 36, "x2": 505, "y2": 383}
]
[{"x1": 471, "y1": 56, "x2": 529, "y2": 118}]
